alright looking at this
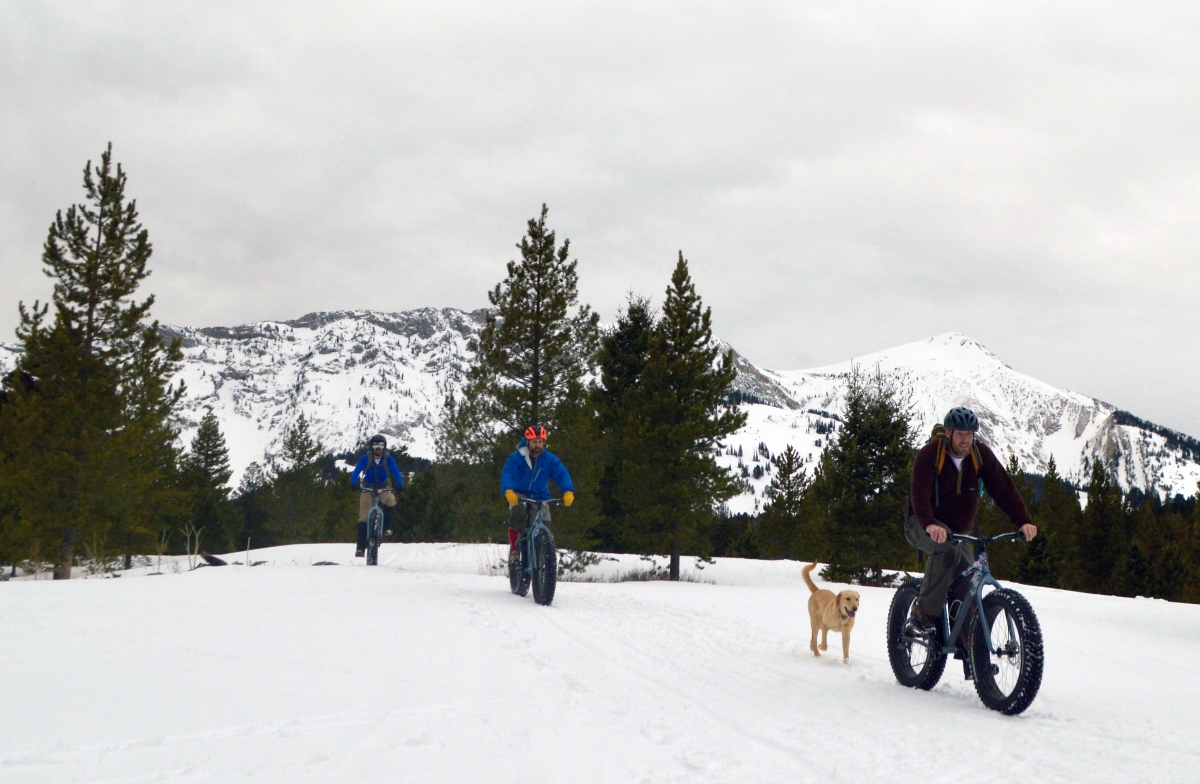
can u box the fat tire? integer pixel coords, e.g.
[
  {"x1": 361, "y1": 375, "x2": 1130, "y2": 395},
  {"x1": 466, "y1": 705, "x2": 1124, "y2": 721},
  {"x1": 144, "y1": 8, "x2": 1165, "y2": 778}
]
[
  {"x1": 887, "y1": 579, "x2": 947, "y2": 691},
  {"x1": 970, "y1": 588, "x2": 1043, "y2": 715},
  {"x1": 509, "y1": 546, "x2": 530, "y2": 596},
  {"x1": 366, "y1": 508, "x2": 383, "y2": 566},
  {"x1": 531, "y1": 529, "x2": 557, "y2": 606}
]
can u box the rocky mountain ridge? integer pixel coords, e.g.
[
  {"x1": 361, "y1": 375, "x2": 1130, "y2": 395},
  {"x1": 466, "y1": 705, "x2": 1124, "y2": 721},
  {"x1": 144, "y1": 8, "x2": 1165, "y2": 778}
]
[{"x1": 3, "y1": 310, "x2": 1197, "y2": 513}]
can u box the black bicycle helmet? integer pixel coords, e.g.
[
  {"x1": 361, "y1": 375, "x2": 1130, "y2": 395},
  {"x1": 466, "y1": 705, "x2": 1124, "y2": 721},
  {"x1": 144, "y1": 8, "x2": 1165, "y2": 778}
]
[
  {"x1": 943, "y1": 407, "x2": 979, "y2": 432},
  {"x1": 369, "y1": 434, "x2": 387, "y2": 449}
]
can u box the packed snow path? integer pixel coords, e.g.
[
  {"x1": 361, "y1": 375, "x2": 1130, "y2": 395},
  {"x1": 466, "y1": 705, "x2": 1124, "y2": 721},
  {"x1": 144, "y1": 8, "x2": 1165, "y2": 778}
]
[{"x1": 3, "y1": 544, "x2": 1198, "y2": 783}]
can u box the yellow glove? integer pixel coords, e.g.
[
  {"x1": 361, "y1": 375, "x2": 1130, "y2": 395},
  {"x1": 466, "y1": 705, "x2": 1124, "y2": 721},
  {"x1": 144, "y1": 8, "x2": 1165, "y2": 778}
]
[
  {"x1": 505, "y1": 489, "x2": 518, "y2": 506},
  {"x1": 562, "y1": 491, "x2": 575, "y2": 507}
]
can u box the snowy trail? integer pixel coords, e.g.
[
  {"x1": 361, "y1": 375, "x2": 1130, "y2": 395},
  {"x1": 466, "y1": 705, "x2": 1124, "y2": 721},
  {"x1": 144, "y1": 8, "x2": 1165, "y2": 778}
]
[{"x1": 2, "y1": 544, "x2": 1198, "y2": 783}]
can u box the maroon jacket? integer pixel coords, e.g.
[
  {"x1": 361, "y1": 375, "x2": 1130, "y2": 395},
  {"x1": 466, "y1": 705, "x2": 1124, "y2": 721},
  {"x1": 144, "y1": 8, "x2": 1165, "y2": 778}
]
[{"x1": 909, "y1": 439, "x2": 1031, "y2": 534}]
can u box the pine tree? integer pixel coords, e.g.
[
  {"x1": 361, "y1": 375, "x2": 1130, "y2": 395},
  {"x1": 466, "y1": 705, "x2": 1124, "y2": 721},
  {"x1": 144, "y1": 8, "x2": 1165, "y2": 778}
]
[
  {"x1": 758, "y1": 445, "x2": 811, "y2": 559},
  {"x1": 1113, "y1": 540, "x2": 1153, "y2": 598},
  {"x1": 614, "y1": 254, "x2": 745, "y2": 580},
  {"x1": 441, "y1": 204, "x2": 599, "y2": 461},
  {"x1": 183, "y1": 412, "x2": 235, "y2": 553},
  {"x1": 1185, "y1": 484, "x2": 1200, "y2": 603},
  {"x1": 1038, "y1": 456, "x2": 1084, "y2": 591},
  {"x1": 592, "y1": 296, "x2": 655, "y2": 552},
  {"x1": 263, "y1": 414, "x2": 331, "y2": 543},
  {"x1": 433, "y1": 206, "x2": 601, "y2": 547},
  {"x1": 1080, "y1": 460, "x2": 1127, "y2": 594},
  {"x1": 1124, "y1": 500, "x2": 1188, "y2": 600},
  {"x1": 809, "y1": 366, "x2": 914, "y2": 585},
  {"x1": 0, "y1": 144, "x2": 183, "y2": 578},
  {"x1": 189, "y1": 412, "x2": 232, "y2": 486},
  {"x1": 977, "y1": 454, "x2": 1032, "y2": 580}
]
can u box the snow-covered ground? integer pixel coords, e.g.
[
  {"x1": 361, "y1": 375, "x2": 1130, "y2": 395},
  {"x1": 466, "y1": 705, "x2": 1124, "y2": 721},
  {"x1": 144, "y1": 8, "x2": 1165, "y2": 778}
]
[{"x1": 3, "y1": 544, "x2": 1198, "y2": 783}]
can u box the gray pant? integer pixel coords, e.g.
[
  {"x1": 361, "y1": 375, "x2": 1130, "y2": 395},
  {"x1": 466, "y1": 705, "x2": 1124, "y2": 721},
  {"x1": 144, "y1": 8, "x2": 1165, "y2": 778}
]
[
  {"x1": 904, "y1": 514, "x2": 974, "y2": 616},
  {"x1": 508, "y1": 497, "x2": 551, "y2": 530}
]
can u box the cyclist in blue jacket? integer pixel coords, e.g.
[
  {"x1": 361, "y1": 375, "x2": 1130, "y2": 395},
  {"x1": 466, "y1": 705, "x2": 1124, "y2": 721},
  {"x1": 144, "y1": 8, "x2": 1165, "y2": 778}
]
[
  {"x1": 350, "y1": 433, "x2": 404, "y2": 557},
  {"x1": 501, "y1": 426, "x2": 575, "y2": 553}
]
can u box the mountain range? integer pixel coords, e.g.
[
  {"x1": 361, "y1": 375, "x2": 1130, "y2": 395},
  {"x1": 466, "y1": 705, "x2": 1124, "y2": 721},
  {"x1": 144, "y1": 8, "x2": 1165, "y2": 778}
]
[{"x1": 3, "y1": 308, "x2": 1197, "y2": 513}]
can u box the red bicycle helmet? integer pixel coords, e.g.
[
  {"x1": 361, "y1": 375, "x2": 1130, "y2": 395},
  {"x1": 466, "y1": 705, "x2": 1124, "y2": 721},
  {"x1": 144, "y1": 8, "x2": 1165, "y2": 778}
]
[{"x1": 524, "y1": 426, "x2": 548, "y2": 440}]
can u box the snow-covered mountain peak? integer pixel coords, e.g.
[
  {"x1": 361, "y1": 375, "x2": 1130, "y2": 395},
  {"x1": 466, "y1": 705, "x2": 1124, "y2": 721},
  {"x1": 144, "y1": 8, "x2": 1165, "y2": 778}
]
[
  {"x1": 2, "y1": 311, "x2": 1197, "y2": 505},
  {"x1": 721, "y1": 332, "x2": 1199, "y2": 513},
  {"x1": 797, "y1": 332, "x2": 1009, "y2": 378}
]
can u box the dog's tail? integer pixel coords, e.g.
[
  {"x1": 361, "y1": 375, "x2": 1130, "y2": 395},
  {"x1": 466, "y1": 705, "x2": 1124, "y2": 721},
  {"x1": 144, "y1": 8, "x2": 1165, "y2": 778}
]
[{"x1": 802, "y1": 562, "x2": 819, "y2": 594}]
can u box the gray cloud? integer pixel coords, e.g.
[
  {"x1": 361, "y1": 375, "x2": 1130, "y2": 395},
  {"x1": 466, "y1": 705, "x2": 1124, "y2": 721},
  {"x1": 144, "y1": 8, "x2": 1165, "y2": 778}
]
[{"x1": 3, "y1": 1, "x2": 1199, "y2": 437}]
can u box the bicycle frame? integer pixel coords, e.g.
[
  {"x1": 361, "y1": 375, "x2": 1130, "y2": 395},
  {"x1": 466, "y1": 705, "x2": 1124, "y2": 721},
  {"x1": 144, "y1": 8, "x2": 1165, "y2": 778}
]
[
  {"x1": 905, "y1": 532, "x2": 1023, "y2": 658},
  {"x1": 515, "y1": 499, "x2": 558, "y2": 574},
  {"x1": 362, "y1": 485, "x2": 390, "y2": 564}
]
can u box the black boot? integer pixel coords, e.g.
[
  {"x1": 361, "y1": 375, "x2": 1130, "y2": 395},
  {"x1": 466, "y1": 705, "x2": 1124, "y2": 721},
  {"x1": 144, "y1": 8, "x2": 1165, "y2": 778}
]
[
  {"x1": 355, "y1": 522, "x2": 367, "y2": 557},
  {"x1": 908, "y1": 603, "x2": 937, "y2": 634}
]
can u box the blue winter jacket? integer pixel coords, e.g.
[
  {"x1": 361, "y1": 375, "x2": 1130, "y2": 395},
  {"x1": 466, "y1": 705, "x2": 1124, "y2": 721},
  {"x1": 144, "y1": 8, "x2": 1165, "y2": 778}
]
[
  {"x1": 351, "y1": 452, "x2": 404, "y2": 490},
  {"x1": 500, "y1": 439, "x2": 574, "y2": 502}
]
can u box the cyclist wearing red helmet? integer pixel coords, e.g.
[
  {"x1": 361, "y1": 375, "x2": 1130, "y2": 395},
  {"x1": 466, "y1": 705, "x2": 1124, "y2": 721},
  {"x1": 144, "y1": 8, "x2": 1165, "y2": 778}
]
[{"x1": 501, "y1": 426, "x2": 575, "y2": 553}]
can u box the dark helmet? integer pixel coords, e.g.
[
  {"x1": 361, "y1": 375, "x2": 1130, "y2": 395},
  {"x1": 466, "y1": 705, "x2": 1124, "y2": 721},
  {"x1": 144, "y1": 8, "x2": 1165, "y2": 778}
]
[
  {"x1": 369, "y1": 434, "x2": 387, "y2": 449},
  {"x1": 524, "y1": 426, "x2": 548, "y2": 440},
  {"x1": 943, "y1": 407, "x2": 979, "y2": 432}
]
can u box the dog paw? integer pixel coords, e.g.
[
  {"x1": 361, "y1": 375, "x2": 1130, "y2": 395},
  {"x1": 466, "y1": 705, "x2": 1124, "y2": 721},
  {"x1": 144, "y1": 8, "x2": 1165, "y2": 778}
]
[{"x1": 819, "y1": 643, "x2": 828, "y2": 651}]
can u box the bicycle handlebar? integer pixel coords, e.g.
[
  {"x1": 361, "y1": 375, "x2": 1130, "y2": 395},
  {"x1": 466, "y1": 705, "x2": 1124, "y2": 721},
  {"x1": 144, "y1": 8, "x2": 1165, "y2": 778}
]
[
  {"x1": 517, "y1": 497, "x2": 563, "y2": 506},
  {"x1": 948, "y1": 531, "x2": 1026, "y2": 544}
]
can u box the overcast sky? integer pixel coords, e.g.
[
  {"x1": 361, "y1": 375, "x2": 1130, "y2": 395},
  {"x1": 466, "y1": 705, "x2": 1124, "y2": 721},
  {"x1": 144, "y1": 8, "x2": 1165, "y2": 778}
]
[{"x1": 2, "y1": 1, "x2": 1198, "y2": 436}]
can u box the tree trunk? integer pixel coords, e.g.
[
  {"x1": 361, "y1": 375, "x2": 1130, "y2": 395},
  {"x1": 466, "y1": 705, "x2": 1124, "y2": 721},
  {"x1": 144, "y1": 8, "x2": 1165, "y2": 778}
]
[
  {"x1": 55, "y1": 528, "x2": 77, "y2": 580},
  {"x1": 670, "y1": 539, "x2": 680, "y2": 581}
]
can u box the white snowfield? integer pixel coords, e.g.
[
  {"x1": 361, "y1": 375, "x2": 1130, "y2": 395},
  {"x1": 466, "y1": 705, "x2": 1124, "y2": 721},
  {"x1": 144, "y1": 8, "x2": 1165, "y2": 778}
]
[{"x1": 3, "y1": 544, "x2": 1198, "y2": 783}]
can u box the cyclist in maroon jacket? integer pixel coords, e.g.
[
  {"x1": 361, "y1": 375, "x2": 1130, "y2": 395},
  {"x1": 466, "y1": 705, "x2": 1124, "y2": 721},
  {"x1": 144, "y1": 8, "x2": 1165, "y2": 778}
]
[{"x1": 905, "y1": 407, "x2": 1038, "y2": 630}]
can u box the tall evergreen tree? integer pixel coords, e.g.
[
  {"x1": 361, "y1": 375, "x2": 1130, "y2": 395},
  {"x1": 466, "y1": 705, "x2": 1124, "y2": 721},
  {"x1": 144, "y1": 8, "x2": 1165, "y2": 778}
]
[
  {"x1": 977, "y1": 454, "x2": 1032, "y2": 580},
  {"x1": 808, "y1": 366, "x2": 914, "y2": 585},
  {"x1": 592, "y1": 297, "x2": 655, "y2": 552},
  {"x1": 1185, "y1": 483, "x2": 1200, "y2": 603},
  {"x1": 263, "y1": 414, "x2": 330, "y2": 543},
  {"x1": 611, "y1": 254, "x2": 745, "y2": 579},
  {"x1": 758, "y1": 445, "x2": 811, "y2": 559},
  {"x1": 441, "y1": 204, "x2": 599, "y2": 461},
  {"x1": 1121, "y1": 500, "x2": 1188, "y2": 600},
  {"x1": 0, "y1": 144, "x2": 183, "y2": 578},
  {"x1": 183, "y1": 412, "x2": 235, "y2": 553},
  {"x1": 434, "y1": 205, "x2": 600, "y2": 547},
  {"x1": 1037, "y1": 456, "x2": 1084, "y2": 591},
  {"x1": 1080, "y1": 460, "x2": 1127, "y2": 594}
]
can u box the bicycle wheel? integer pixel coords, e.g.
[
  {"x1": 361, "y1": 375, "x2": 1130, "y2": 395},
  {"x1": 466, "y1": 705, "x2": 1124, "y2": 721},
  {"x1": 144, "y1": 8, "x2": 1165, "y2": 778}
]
[
  {"x1": 366, "y1": 508, "x2": 382, "y2": 566},
  {"x1": 887, "y1": 579, "x2": 947, "y2": 691},
  {"x1": 509, "y1": 541, "x2": 530, "y2": 596},
  {"x1": 970, "y1": 588, "x2": 1043, "y2": 715},
  {"x1": 531, "y1": 529, "x2": 557, "y2": 606}
]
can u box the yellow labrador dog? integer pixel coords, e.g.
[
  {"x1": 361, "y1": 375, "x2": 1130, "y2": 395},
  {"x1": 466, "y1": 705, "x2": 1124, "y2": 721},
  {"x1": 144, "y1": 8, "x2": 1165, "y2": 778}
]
[{"x1": 803, "y1": 563, "x2": 860, "y2": 663}]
